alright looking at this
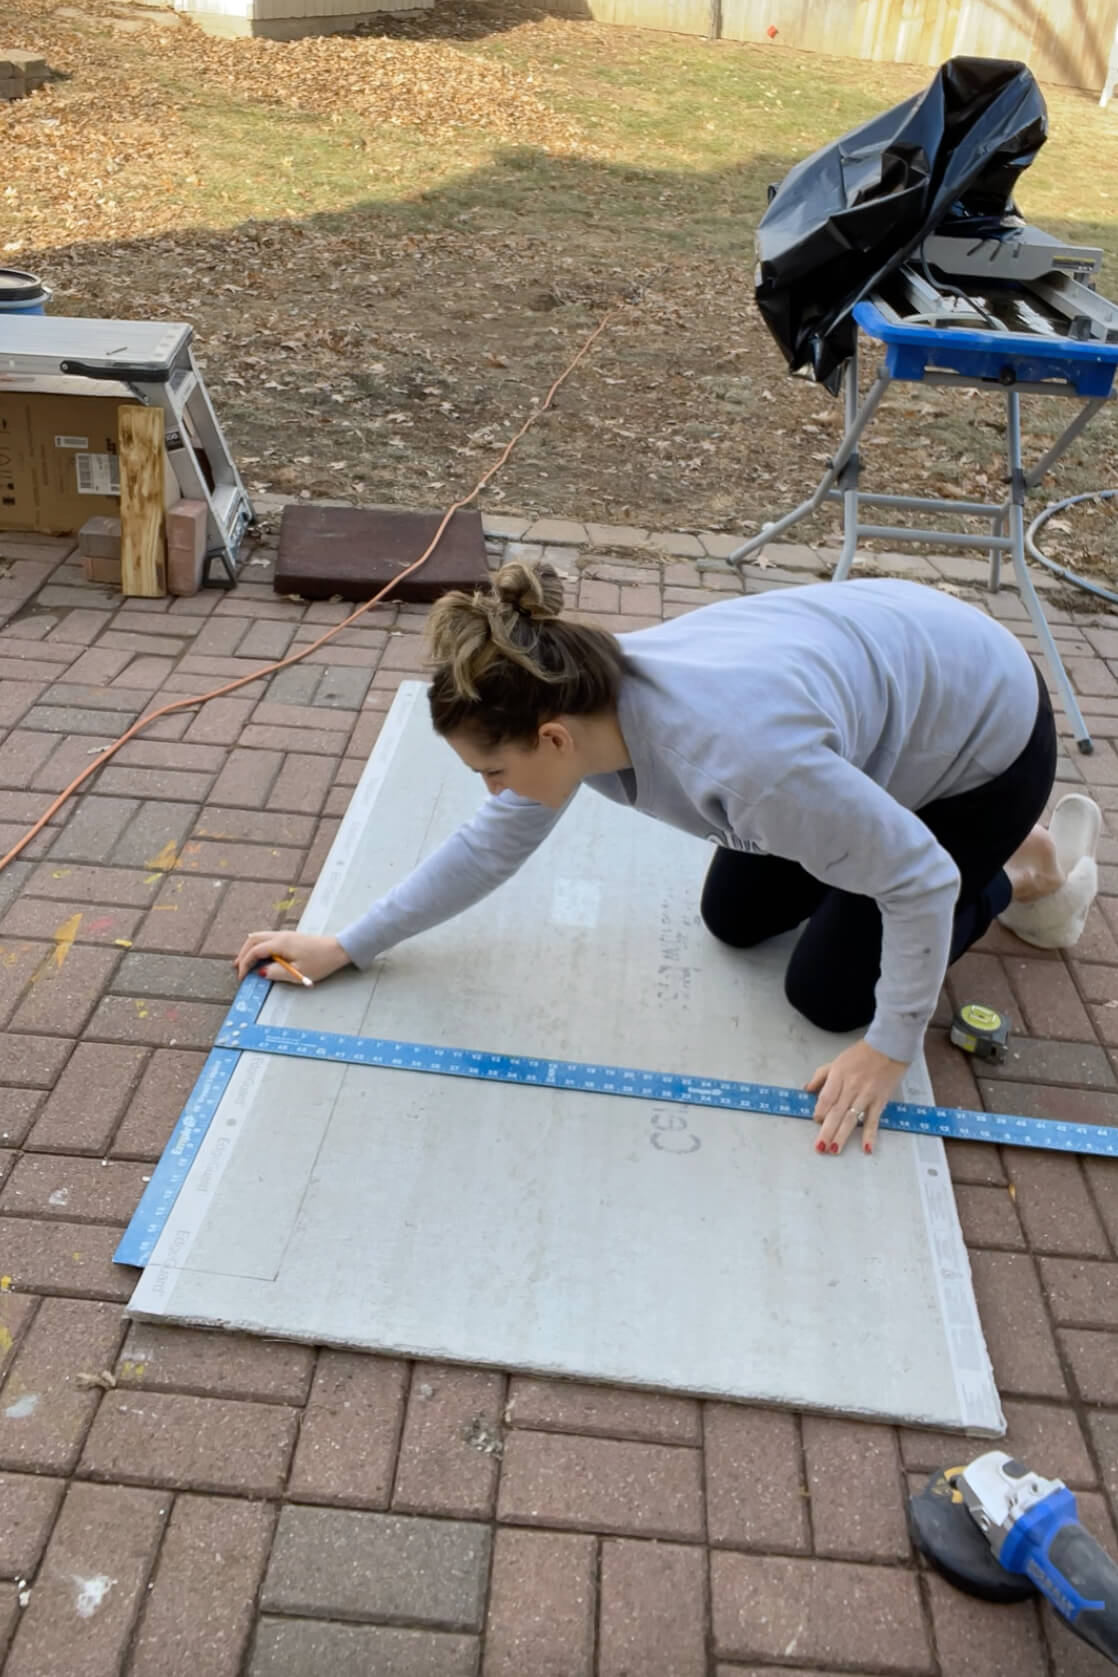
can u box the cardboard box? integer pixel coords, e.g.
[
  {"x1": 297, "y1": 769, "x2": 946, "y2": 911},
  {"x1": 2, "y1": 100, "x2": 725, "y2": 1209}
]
[
  {"x1": 0, "y1": 382, "x2": 180, "y2": 535},
  {"x1": 81, "y1": 553, "x2": 122, "y2": 586}
]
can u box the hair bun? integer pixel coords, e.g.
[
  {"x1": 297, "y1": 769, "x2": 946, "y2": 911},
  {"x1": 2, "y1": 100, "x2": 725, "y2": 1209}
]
[{"x1": 494, "y1": 560, "x2": 563, "y2": 622}]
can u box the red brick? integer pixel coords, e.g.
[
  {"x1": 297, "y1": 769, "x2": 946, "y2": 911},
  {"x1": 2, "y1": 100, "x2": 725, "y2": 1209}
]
[
  {"x1": 3, "y1": 1481, "x2": 167, "y2": 1677},
  {"x1": 927, "y1": 1572, "x2": 1046, "y2": 1677},
  {"x1": 711, "y1": 1552, "x2": 931, "y2": 1670},
  {"x1": 128, "y1": 1493, "x2": 275, "y2": 1677},
  {"x1": 0, "y1": 731, "x2": 59, "y2": 790},
  {"x1": 0, "y1": 1155, "x2": 147, "y2": 1224},
  {"x1": 300, "y1": 816, "x2": 339, "y2": 885},
  {"x1": 1071, "y1": 961, "x2": 1118, "y2": 1004},
  {"x1": 288, "y1": 1350, "x2": 407, "y2": 1508},
  {"x1": 0, "y1": 1033, "x2": 73, "y2": 1088},
  {"x1": 0, "y1": 680, "x2": 48, "y2": 727},
  {"x1": 174, "y1": 836, "x2": 303, "y2": 880},
  {"x1": 483, "y1": 1528, "x2": 595, "y2": 1677},
  {"x1": 901, "y1": 1399, "x2": 1096, "y2": 1488},
  {"x1": 1005, "y1": 1152, "x2": 1109, "y2": 1256},
  {"x1": 392, "y1": 1363, "x2": 504, "y2": 1519},
  {"x1": 250, "y1": 1618, "x2": 478, "y2": 1674},
  {"x1": 506, "y1": 1377, "x2": 700, "y2": 1446},
  {"x1": 1007, "y1": 957, "x2": 1097, "y2": 1040},
  {"x1": 132, "y1": 873, "x2": 225, "y2": 954},
  {"x1": 980, "y1": 1078, "x2": 1118, "y2": 1127},
  {"x1": 85, "y1": 994, "x2": 226, "y2": 1049},
  {"x1": 0, "y1": 1218, "x2": 132, "y2": 1300},
  {"x1": 346, "y1": 711, "x2": 385, "y2": 760},
  {"x1": 115, "y1": 740, "x2": 226, "y2": 774},
  {"x1": 579, "y1": 579, "x2": 621, "y2": 614},
  {"x1": 0, "y1": 1293, "x2": 37, "y2": 1384},
  {"x1": 193, "y1": 805, "x2": 316, "y2": 847},
  {"x1": 1077, "y1": 903, "x2": 1118, "y2": 965},
  {"x1": 599, "y1": 1538, "x2": 705, "y2": 1677},
  {"x1": 0, "y1": 1471, "x2": 65, "y2": 1577},
  {"x1": 27, "y1": 1042, "x2": 147, "y2": 1153},
  {"x1": 181, "y1": 697, "x2": 257, "y2": 747},
  {"x1": 1085, "y1": 1155, "x2": 1118, "y2": 1243},
  {"x1": 1092, "y1": 1001, "x2": 1118, "y2": 1046},
  {"x1": 0, "y1": 898, "x2": 142, "y2": 947},
  {"x1": 1089, "y1": 1411, "x2": 1118, "y2": 1523},
  {"x1": 0, "y1": 1587, "x2": 18, "y2": 1663},
  {"x1": 955, "y1": 1183, "x2": 1026, "y2": 1248},
  {"x1": 210, "y1": 747, "x2": 282, "y2": 809},
  {"x1": 112, "y1": 1049, "x2": 205, "y2": 1158},
  {"x1": 190, "y1": 618, "x2": 251, "y2": 657},
  {"x1": 1041, "y1": 1258, "x2": 1118, "y2": 1326},
  {"x1": 80, "y1": 1389, "x2": 297, "y2": 1495},
  {"x1": 115, "y1": 1321, "x2": 313, "y2": 1403},
  {"x1": 498, "y1": 1430, "x2": 703, "y2": 1540},
  {"x1": 1061, "y1": 1328, "x2": 1118, "y2": 1403},
  {"x1": 969, "y1": 1250, "x2": 1067, "y2": 1397},
  {"x1": 64, "y1": 647, "x2": 134, "y2": 684},
  {"x1": 46, "y1": 793, "x2": 138, "y2": 864},
  {"x1": 268, "y1": 754, "x2": 339, "y2": 816},
  {"x1": 201, "y1": 879, "x2": 300, "y2": 957},
  {"x1": 28, "y1": 735, "x2": 115, "y2": 796},
  {"x1": 0, "y1": 1297, "x2": 126, "y2": 1471},
  {"x1": 240, "y1": 722, "x2": 350, "y2": 755},
  {"x1": 704, "y1": 1404, "x2": 807, "y2": 1551},
  {"x1": 802, "y1": 1416, "x2": 909, "y2": 1561},
  {"x1": 946, "y1": 951, "x2": 1016, "y2": 1020},
  {"x1": 0, "y1": 940, "x2": 49, "y2": 1030},
  {"x1": 924, "y1": 1027, "x2": 982, "y2": 1110},
  {"x1": 24, "y1": 862, "x2": 159, "y2": 906},
  {"x1": 983, "y1": 1036, "x2": 1116, "y2": 1088},
  {"x1": 379, "y1": 631, "x2": 428, "y2": 673},
  {"x1": 0, "y1": 1090, "x2": 42, "y2": 1147}
]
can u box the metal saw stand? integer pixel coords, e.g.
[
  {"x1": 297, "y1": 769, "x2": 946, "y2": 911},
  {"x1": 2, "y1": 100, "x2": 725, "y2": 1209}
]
[
  {"x1": 729, "y1": 307, "x2": 1118, "y2": 755},
  {"x1": 0, "y1": 316, "x2": 253, "y2": 585}
]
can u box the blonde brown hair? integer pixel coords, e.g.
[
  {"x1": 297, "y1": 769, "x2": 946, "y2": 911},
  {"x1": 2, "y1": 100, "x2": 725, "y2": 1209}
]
[{"x1": 426, "y1": 561, "x2": 627, "y2": 747}]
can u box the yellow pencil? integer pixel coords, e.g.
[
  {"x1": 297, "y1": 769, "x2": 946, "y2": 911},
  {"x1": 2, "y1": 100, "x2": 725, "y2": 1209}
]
[{"x1": 267, "y1": 953, "x2": 313, "y2": 988}]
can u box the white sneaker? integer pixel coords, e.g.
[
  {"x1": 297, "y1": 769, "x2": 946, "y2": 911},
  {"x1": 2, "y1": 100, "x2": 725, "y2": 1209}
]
[{"x1": 998, "y1": 793, "x2": 1102, "y2": 950}]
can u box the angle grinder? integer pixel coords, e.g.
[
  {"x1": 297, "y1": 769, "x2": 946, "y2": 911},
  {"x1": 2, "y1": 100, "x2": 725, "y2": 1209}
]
[{"x1": 909, "y1": 1452, "x2": 1118, "y2": 1664}]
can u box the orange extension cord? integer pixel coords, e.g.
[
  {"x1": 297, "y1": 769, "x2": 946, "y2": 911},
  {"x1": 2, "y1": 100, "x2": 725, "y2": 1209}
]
[{"x1": 0, "y1": 307, "x2": 618, "y2": 875}]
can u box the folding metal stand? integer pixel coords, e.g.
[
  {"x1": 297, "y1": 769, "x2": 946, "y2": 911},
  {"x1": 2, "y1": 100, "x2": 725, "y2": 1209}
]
[
  {"x1": 730, "y1": 302, "x2": 1118, "y2": 754},
  {"x1": 0, "y1": 316, "x2": 253, "y2": 585}
]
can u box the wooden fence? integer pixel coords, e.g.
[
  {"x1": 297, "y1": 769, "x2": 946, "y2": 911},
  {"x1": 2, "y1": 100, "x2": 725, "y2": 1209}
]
[{"x1": 562, "y1": 0, "x2": 1118, "y2": 93}]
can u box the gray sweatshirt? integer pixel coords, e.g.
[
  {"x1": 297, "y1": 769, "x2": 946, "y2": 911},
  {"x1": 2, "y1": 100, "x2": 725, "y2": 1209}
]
[{"x1": 337, "y1": 579, "x2": 1039, "y2": 1064}]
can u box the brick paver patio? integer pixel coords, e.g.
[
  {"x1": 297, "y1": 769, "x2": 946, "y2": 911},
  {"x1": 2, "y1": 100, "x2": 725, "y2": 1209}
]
[{"x1": 0, "y1": 512, "x2": 1116, "y2": 1675}]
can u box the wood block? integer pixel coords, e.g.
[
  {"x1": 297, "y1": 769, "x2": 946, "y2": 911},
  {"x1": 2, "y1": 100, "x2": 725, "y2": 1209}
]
[
  {"x1": 119, "y1": 406, "x2": 166, "y2": 597},
  {"x1": 274, "y1": 505, "x2": 489, "y2": 604}
]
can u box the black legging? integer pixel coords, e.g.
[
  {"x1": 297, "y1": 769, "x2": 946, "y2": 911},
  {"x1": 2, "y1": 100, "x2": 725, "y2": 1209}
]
[{"x1": 700, "y1": 665, "x2": 1058, "y2": 1035}]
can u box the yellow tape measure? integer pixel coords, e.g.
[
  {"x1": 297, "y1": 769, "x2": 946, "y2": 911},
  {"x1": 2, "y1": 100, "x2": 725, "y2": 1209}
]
[{"x1": 950, "y1": 1002, "x2": 1011, "y2": 1065}]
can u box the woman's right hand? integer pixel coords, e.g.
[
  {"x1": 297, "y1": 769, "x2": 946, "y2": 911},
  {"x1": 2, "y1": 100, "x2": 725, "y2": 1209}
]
[{"x1": 233, "y1": 929, "x2": 352, "y2": 985}]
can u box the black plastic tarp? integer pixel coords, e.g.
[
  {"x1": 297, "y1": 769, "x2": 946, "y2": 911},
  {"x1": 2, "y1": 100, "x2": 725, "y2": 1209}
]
[{"x1": 754, "y1": 57, "x2": 1048, "y2": 390}]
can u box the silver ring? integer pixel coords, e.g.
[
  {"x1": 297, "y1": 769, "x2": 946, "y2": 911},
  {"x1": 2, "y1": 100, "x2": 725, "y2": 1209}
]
[{"x1": 847, "y1": 1107, "x2": 867, "y2": 1124}]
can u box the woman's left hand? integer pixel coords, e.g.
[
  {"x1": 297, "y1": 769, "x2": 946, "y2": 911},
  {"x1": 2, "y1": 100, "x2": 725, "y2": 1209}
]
[{"x1": 805, "y1": 1040, "x2": 909, "y2": 1156}]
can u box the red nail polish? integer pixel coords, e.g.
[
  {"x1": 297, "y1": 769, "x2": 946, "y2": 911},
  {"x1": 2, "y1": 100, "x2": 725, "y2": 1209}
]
[
  {"x1": 815, "y1": 1140, "x2": 827, "y2": 1154},
  {"x1": 829, "y1": 1143, "x2": 838, "y2": 1154},
  {"x1": 864, "y1": 1142, "x2": 873, "y2": 1155}
]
